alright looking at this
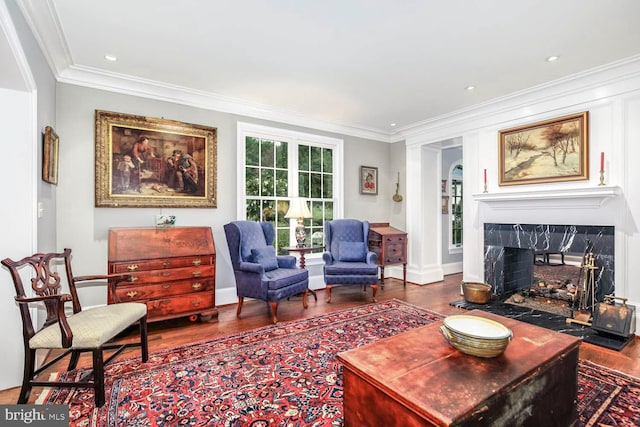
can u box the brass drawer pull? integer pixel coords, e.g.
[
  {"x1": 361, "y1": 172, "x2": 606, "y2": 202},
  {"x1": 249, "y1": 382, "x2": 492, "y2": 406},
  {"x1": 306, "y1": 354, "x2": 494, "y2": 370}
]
[
  {"x1": 192, "y1": 271, "x2": 202, "y2": 277},
  {"x1": 192, "y1": 259, "x2": 202, "y2": 266},
  {"x1": 163, "y1": 261, "x2": 171, "y2": 267},
  {"x1": 192, "y1": 283, "x2": 202, "y2": 290},
  {"x1": 192, "y1": 300, "x2": 201, "y2": 307},
  {"x1": 127, "y1": 291, "x2": 138, "y2": 299},
  {"x1": 162, "y1": 272, "x2": 171, "y2": 277},
  {"x1": 128, "y1": 276, "x2": 139, "y2": 283},
  {"x1": 127, "y1": 264, "x2": 138, "y2": 271},
  {"x1": 162, "y1": 284, "x2": 171, "y2": 289},
  {"x1": 161, "y1": 300, "x2": 170, "y2": 305}
]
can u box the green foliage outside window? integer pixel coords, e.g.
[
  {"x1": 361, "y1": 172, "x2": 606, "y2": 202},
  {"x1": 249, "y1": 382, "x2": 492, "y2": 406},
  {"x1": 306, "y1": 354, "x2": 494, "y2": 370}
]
[
  {"x1": 451, "y1": 163, "x2": 463, "y2": 246},
  {"x1": 245, "y1": 137, "x2": 335, "y2": 254}
]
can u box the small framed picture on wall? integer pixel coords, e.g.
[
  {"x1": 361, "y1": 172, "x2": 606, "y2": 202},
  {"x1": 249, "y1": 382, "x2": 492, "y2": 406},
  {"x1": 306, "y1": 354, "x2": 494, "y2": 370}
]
[
  {"x1": 442, "y1": 196, "x2": 449, "y2": 214},
  {"x1": 360, "y1": 166, "x2": 378, "y2": 195}
]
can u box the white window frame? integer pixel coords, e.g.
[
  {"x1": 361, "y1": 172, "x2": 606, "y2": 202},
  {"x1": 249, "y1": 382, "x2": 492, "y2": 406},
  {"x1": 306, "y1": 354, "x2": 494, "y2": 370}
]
[
  {"x1": 448, "y1": 160, "x2": 463, "y2": 254},
  {"x1": 237, "y1": 122, "x2": 344, "y2": 249}
]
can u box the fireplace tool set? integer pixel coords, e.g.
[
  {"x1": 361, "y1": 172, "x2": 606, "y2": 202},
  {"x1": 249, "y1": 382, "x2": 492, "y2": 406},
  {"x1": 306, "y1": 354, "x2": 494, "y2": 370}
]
[
  {"x1": 567, "y1": 242, "x2": 597, "y2": 326},
  {"x1": 567, "y1": 246, "x2": 637, "y2": 343}
]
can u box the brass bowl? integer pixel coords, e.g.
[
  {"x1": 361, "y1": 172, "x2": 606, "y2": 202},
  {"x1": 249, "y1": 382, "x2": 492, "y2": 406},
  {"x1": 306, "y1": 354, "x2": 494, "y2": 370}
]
[
  {"x1": 440, "y1": 315, "x2": 513, "y2": 358},
  {"x1": 462, "y1": 282, "x2": 492, "y2": 304}
]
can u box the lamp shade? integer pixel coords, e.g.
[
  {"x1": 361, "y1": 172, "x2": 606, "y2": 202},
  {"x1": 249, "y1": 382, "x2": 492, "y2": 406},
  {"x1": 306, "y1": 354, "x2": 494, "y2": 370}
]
[{"x1": 285, "y1": 198, "x2": 312, "y2": 219}]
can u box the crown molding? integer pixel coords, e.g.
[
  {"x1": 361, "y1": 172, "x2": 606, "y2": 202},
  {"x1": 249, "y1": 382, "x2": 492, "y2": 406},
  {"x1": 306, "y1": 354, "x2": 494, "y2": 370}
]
[
  {"x1": 17, "y1": 0, "x2": 640, "y2": 145},
  {"x1": 16, "y1": 0, "x2": 394, "y2": 143},
  {"x1": 395, "y1": 54, "x2": 640, "y2": 144},
  {"x1": 57, "y1": 64, "x2": 394, "y2": 142},
  {"x1": 17, "y1": 0, "x2": 73, "y2": 76}
]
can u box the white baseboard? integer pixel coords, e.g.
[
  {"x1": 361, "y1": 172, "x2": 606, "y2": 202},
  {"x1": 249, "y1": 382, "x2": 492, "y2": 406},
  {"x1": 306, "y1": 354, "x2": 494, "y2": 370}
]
[{"x1": 443, "y1": 262, "x2": 463, "y2": 276}]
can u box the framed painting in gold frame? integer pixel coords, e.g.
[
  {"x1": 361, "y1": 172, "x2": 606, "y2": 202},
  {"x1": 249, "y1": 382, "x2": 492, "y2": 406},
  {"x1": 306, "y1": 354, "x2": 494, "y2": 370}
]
[
  {"x1": 498, "y1": 111, "x2": 589, "y2": 186},
  {"x1": 95, "y1": 110, "x2": 217, "y2": 208},
  {"x1": 43, "y1": 126, "x2": 59, "y2": 184}
]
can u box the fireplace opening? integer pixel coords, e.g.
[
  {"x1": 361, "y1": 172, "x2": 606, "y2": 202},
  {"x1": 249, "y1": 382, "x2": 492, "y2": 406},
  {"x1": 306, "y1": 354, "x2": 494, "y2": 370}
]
[
  {"x1": 504, "y1": 254, "x2": 583, "y2": 317},
  {"x1": 484, "y1": 223, "x2": 614, "y2": 318}
]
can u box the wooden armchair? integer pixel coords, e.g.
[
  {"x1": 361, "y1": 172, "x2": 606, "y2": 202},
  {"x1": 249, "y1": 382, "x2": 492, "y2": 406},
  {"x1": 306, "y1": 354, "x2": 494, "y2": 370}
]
[{"x1": 1, "y1": 248, "x2": 148, "y2": 407}]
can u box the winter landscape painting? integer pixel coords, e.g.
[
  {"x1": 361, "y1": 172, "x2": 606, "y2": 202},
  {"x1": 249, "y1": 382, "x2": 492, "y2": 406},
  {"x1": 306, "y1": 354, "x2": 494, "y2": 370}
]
[{"x1": 498, "y1": 112, "x2": 589, "y2": 186}]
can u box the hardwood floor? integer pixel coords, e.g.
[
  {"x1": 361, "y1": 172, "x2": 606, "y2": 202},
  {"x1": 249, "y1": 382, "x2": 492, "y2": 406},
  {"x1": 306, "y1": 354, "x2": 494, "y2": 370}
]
[{"x1": 1, "y1": 273, "x2": 638, "y2": 405}]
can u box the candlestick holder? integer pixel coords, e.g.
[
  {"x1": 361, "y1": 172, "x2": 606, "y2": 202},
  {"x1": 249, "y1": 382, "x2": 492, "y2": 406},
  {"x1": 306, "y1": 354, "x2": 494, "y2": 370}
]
[
  {"x1": 483, "y1": 182, "x2": 488, "y2": 193},
  {"x1": 598, "y1": 170, "x2": 605, "y2": 186}
]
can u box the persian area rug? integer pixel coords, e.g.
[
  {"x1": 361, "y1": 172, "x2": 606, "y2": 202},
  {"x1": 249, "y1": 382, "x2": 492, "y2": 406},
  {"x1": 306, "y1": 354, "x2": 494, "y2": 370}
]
[
  {"x1": 40, "y1": 300, "x2": 640, "y2": 427},
  {"x1": 42, "y1": 300, "x2": 442, "y2": 426}
]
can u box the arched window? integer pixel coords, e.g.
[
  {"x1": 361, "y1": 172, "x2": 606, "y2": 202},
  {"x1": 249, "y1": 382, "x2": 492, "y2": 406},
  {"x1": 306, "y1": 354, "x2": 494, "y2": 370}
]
[{"x1": 450, "y1": 163, "x2": 463, "y2": 248}]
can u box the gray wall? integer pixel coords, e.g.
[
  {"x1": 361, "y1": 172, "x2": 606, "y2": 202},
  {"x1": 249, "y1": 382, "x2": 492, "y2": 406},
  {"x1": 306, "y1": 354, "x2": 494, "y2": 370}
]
[{"x1": 55, "y1": 83, "x2": 392, "y2": 307}]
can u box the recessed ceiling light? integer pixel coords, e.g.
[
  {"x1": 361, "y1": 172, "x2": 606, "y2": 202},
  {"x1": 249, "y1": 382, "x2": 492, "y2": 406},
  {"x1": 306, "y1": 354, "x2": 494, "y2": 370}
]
[
  {"x1": 390, "y1": 123, "x2": 397, "y2": 127},
  {"x1": 104, "y1": 55, "x2": 117, "y2": 62},
  {"x1": 465, "y1": 85, "x2": 476, "y2": 91},
  {"x1": 546, "y1": 55, "x2": 559, "y2": 62}
]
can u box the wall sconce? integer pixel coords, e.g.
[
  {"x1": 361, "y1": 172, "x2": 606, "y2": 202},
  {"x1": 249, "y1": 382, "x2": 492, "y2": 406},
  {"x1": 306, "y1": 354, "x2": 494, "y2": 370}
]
[
  {"x1": 392, "y1": 172, "x2": 403, "y2": 202},
  {"x1": 285, "y1": 198, "x2": 312, "y2": 247}
]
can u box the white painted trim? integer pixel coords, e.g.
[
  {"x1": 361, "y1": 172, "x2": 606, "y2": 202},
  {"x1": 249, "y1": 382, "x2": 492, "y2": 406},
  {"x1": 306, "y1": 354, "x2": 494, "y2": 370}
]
[
  {"x1": 16, "y1": 0, "x2": 72, "y2": 76},
  {"x1": 407, "y1": 264, "x2": 444, "y2": 285},
  {"x1": 442, "y1": 262, "x2": 463, "y2": 276},
  {"x1": 472, "y1": 186, "x2": 620, "y2": 209},
  {"x1": 448, "y1": 246, "x2": 462, "y2": 255},
  {"x1": 2, "y1": 0, "x2": 37, "y2": 91}
]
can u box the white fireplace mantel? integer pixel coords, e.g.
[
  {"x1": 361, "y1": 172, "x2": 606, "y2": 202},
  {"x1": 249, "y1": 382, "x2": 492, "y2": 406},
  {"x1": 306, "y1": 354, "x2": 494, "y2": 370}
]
[{"x1": 472, "y1": 186, "x2": 620, "y2": 210}]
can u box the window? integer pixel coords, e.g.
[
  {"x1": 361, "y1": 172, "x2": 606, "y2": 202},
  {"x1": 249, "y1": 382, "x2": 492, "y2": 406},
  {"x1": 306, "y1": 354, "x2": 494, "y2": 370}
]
[
  {"x1": 238, "y1": 123, "x2": 343, "y2": 254},
  {"x1": 450, "y1": 163, "x2": 463, "y2": 248}
]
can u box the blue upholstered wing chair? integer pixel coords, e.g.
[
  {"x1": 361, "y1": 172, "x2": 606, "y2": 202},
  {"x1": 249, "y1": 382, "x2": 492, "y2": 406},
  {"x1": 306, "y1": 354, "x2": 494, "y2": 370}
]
[
  {"x1": 224, "y1": 220, "x2": 309, "y2": 323},
  {"x1": 322, "y1": 219, "x2": 379, "y2": 303}
]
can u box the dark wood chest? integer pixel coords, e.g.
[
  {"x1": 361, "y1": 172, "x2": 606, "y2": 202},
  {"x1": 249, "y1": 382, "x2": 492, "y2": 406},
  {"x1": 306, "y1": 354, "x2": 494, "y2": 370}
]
[
  {"x1": 368, "y1": 222, "x2": 407, "y2": 286},
  {"x1": 108, "y1": 226, "x2": 218, "y2": 322},
  {"x1": 338, "y1": 310, "x2": 581, "y2": 426}
]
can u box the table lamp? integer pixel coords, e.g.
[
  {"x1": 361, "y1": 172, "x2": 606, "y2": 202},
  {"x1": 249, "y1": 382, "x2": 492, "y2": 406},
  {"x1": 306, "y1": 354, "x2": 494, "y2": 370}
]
[{"x1": 285, "y1": 198, "x2": 312, "y2": 247}]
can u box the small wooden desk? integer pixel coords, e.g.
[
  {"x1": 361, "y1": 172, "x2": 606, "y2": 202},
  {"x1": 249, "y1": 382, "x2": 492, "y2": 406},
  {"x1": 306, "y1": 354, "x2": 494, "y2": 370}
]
[
  {"x1": 337, "y1": 310, "x2": 580, "y2": 426},
  {"x1": 368, "y1": 223, "x2": 407, "y2": 287}
]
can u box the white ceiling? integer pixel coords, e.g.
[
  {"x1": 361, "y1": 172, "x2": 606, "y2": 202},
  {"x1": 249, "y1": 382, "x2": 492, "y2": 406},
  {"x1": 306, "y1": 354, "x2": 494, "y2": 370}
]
[{"x1": 12, "y1": 0, "x2": 640, "y2": 140}]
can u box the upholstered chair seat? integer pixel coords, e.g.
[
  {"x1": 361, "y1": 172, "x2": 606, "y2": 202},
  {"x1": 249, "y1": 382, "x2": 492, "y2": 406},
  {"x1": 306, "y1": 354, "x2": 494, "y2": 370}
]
[{"x1": 29, "y1": 303, "x2": 147, "y2": 349}]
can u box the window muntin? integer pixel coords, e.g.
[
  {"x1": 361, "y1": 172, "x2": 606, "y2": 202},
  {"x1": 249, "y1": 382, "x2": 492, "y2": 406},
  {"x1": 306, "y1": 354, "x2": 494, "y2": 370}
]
[{"x1": 239, "y1": 123, "x2": 342, "y2": 254}]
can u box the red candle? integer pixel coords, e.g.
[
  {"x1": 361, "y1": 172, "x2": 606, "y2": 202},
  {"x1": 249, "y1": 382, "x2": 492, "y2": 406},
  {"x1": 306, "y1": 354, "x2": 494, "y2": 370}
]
[
  {"x1": 600, "y1": 152, "x2": 604, "y2": 172},
  {"x1": 484, "y1": 169, "x2": 487, "y2": 184}
]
